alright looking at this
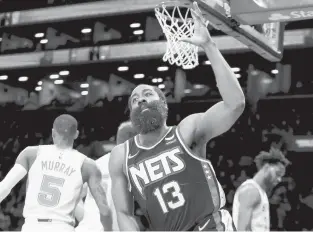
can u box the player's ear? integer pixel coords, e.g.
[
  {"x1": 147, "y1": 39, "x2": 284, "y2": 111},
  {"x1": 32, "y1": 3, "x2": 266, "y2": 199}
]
[
  {"x1": 74, "y1": 130, "x2": 79, "y2": 139},
  {"x1": 52, "y1": 129, "x2": 56, "y2": 138},
  {"x1": 268, "y1": 165, "x2": 277, "y2": 175},
  {"x1": 263, "y1": 163, "x2": 271, "y2": 171}
]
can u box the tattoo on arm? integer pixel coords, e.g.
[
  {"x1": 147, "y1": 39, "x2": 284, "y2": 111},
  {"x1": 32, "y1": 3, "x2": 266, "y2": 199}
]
[{"x1": 94, "y1": 184, "x2": 108, "y2": 206}]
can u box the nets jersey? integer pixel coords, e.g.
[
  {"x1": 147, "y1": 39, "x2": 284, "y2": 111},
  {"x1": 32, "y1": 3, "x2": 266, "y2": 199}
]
[
  {"x1": 23, "y1": 145, "x2": 86, "y2": 226},
  {"x1": 78, "y1": 153, "x2": 119, "y2": 231},
  {"x1": 232, "y1": 179, "x2": 270, "y2": 231},
  {"x1": 126, "y1": 127, "x2": 227, "y2": 231}
]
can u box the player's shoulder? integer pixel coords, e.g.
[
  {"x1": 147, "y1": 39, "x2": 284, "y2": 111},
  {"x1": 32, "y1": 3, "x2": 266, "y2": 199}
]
[
  {"x1": 19, "y1": 145, "x2": 40, "y2": 158},
  {"x1": 82, "y1": 156, "x2": 97, "y2": 168},
  {"x1": 178, "y1": 113, "x2": 201, "y2": 130},
  {"x1": 110, "y1": 143, "x2": 127, "y2": 161},
  {"x1": 237, "y1": 181, "x2": 261, "y2": 204},
  {"x1": 81, "y1": 157, "x2": 100, "y2": 181},
  {"x1": 109, "y1": 142, "x2": 127, "y2": 174},
  {"x1": 16, "y1": 145, "x2": 40, "y2": 170}
]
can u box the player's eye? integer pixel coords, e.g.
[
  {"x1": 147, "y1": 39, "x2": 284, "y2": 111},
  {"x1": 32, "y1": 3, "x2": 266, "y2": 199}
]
[
  {"x1": 145, "y1": 92, "x2": 152, "y2": 96},
  {"x1": 132, "y1": 98, "x2": 138, "y2": 103}
]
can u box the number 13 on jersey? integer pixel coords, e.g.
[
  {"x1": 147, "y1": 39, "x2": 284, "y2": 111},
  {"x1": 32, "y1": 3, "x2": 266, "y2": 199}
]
[{"x1": 153, "y1": 180, "x2": 185, "y2": 214}]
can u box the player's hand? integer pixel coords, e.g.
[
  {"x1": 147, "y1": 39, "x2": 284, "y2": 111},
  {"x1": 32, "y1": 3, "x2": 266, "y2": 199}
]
[{"x1": 180, "y1": 1, "x2": 213, "y2": 48}]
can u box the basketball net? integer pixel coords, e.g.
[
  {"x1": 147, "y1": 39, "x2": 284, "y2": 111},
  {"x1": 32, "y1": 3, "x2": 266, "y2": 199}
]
[{"x1": 155, "y1": 2, "x2": 199, "y2": 69}]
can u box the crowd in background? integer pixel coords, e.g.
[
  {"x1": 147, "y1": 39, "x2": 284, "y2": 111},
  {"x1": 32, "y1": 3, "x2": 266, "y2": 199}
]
[{"x1": 1, "y1": 97, "x2": 313, "y2": 231}]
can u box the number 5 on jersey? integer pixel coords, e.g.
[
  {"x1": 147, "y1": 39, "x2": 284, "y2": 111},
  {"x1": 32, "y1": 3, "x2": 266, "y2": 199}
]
[
  {"x1": 37, "y1": 175, "x2": 65, "y2": 207},
  {"x1": 153, "y1": 180, "x2": 185, "y2": 214}
]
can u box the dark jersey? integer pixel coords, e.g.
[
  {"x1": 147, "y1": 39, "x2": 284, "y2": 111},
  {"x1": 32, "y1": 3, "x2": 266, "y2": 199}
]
[{"x1": 126, "y1": 126, "x2": 227, "y2": 231}]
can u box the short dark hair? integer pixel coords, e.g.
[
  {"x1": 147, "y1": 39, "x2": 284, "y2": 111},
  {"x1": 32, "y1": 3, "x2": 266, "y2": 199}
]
[
  {"x1": 254, "y1": 147, "x2": 291, "y2": 170},
  {"x1": 53, "y1": 114, "x2": 77, "y2": 138},
  {"x1": 116, "y1": 121, "x2": 137, "y2": 144},
  {"x1": 128, "y1": 85, "x2": 167, "y2": 110}
]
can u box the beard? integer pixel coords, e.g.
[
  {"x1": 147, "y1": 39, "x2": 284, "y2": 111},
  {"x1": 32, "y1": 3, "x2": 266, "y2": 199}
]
[
  {"x1": 130, "y1": 100, "x2": 168, "y2": 134},
  {"x1": 264, "y1": 173, "x2": 277, "y2": 193}
]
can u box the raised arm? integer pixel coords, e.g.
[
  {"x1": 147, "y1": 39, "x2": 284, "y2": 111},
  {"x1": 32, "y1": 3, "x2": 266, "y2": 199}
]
[
  {"x1": 179, "y1": 2, "x2": 245, "y2": 146},
  {"x1": 0, "y1": 146, "x2": 37, "y2": 203},
  {"x1": 233, "y1": 185, "x2": 261, "y2": 231},
  {"x1": 109, "y1": 144, "x2": 140, "y2": 231},
  {"x1": 82, "y1": 158, "x2": 112, "y2": 231}
]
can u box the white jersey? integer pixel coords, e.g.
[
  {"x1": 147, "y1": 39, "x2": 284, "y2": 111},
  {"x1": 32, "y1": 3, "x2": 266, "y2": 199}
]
[
  {"x1": 23, "y1": 145, "x2": 86, "y2": 226},
  {"x1": 76, "y1": 153, "x2": 119, "y2": 231},
  {"x1": 232, "y1": 179, "x2": 270, "y2": 231}
]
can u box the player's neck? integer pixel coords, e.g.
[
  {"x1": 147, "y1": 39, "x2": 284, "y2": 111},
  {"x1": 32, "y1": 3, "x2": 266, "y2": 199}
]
[
  {"x1": 54, "y1": 143, "x2": 73, "y2": 151},
  {"x1": 253, "y1": 171, "x2": 268, "y2": 192},
  {"x1": 137, "y1": 125, "x2": 169, "y2": 147}
]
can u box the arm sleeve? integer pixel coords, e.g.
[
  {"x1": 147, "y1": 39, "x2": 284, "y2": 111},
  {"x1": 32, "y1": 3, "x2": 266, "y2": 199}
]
[{"x1": 0, "y1": 164, "x2": 27, "y2": 203}]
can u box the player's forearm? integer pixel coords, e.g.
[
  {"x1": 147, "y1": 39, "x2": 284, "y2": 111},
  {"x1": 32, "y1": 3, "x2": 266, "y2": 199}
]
[
  {"x1": 91, "y1": 184, "x2": 112, "y2": 223},
  {"x1": 0, "y1": 183, "x2": 11, "y2": 203},
  {"x1": 116, "y1": 212, "x2": 140, "y2": 231},
  {"x1": 203, "y1": 42, "x2": 245, "y2": 109},
  {"x1": 0, "y1": 164, "x2": 27, "y2": 203},
  {"x1": 101, "y1": 213, "x2": 113, "y2": 231}
]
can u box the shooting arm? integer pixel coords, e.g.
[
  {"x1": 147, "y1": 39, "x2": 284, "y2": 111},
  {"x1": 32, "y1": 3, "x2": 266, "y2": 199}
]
[
  {"x1": 0, "y1": 146, "x2": 37, "y2": 202},
  {"x1": 235, "y1": 185, "x2": 260, "y2": 231},
  {"x1": 182, "y1": 42, "x2": 245, "y2": 145},
  {"x1": 109, "y1": 144, "x2": 140, "y2": 231},
  {"x1": 82, "y1": 158, "x2": 112, "y2": 231}
]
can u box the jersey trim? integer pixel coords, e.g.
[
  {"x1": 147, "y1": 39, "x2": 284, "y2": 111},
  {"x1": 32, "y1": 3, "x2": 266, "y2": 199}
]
[
  {"x1": 175, "y1": 127, "x2": 222, "y2": 211},
  {"x1": 27, "y1": 145, "x2": 40, "y2": 173},
  {"x1": 124, "y1": 140, "x2": 132, "y2": 192},
  {"x1": 134, "y1": 127, "x2": 173, "y2": 150}
]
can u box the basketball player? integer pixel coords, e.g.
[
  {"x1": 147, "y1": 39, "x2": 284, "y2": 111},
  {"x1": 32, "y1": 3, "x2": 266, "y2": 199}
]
[
  {"x1": 232, "y1": 148, "x2": 290, "y2": 231},
  {"x1": 0, "y1": 114, "x2": 111, "y2": 232},
  {"x1": 109, "y1": 2, "x2": 245, "y2": 231},
  {"x1": 75, "y1": 121, "x2": 138, "y2": 232}
]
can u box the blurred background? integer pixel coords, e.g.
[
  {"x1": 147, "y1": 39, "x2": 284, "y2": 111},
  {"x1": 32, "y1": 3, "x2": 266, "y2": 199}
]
[{"x1": 0, "y1": 0, "x2": 313, "y2": 230}]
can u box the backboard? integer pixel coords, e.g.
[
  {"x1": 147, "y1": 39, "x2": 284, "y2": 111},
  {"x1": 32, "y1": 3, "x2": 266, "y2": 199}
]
[
  {"x1": 230, "y1": 0, "x2": 313, "y2": 24},
  {"x1": 190, "y1": 0, "x2": 284, "y2": 62}
]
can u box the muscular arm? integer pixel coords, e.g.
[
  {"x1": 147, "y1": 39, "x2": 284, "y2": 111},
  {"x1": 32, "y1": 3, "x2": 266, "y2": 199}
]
[
  {"x1": 179, "y1": 42, "x2": 245, "y2": 148},
  {"x1": 0, "y1": 146, "x2": 37, "y2": 203},
  {"x1": 109, "y1": 144, "x2": 140, "y2": 231},
  {"x1": 234, "y1": 185, "x2": 261, "y2": 231},
  {"x1": 82, "y1": 158, "x2": 112, "y2": 231}
]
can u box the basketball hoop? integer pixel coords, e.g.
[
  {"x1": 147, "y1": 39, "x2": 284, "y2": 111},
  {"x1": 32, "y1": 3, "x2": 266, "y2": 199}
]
[{"x1": 155, "y1": 1, "x2": 199, "y2": 69}]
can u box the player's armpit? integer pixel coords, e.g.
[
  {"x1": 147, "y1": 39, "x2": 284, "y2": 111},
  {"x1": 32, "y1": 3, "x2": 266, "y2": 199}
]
[
  {"x1": 0, "y1": 164, "x2": 27, "y2": 203},
  {"x1": 179, "y1": 101, "x2": 244, "y2": 148},
  {"x1": 82, "y1": 158, "x2": 112, "y2": 231},
  {"x1": 235, "y1": 185, "x2": 261, "y2": 231},
  {"x1": 109, "y1": 144, "x2": 140, "y2": 231}
]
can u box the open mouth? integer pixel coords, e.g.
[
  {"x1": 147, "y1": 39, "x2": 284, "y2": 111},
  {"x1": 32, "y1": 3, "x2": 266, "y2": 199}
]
[{"x1": 140, "y1": 105, "x2": 149, "y2": 112}]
